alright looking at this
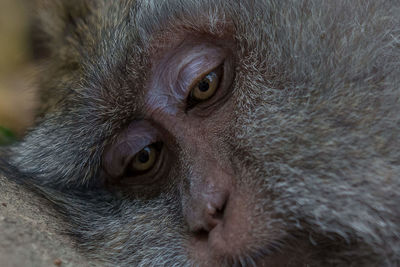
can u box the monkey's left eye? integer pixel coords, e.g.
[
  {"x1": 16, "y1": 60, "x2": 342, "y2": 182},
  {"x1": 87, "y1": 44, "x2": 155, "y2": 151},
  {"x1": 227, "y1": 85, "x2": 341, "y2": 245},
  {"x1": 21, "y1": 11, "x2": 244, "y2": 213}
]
[
  {"x1": 125, "y1": 142, "x2": 163, "y2": 176},
  {"x1": 187, "y1": 66, "x2": 223, "y2": 109},
  {"x1": 130, "y1": 146, "x2": 157, "y2": 172}
]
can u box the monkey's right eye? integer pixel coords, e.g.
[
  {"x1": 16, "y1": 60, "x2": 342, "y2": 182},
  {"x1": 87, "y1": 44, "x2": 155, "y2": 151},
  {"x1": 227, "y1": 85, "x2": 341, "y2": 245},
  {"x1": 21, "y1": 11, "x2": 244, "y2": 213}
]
[
  {"x1": 190, "y1": 70, "x2": 220, "y2": 102},
  {"x1": 186, "y1": 65, "x2": 224, "y2": 110}
]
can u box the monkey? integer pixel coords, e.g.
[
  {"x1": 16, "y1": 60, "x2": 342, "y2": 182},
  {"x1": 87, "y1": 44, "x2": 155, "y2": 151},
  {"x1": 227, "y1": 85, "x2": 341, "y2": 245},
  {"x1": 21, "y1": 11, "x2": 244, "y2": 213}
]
[{"x1": 0, "y1": 0, "x2": 399, "y2": 266}]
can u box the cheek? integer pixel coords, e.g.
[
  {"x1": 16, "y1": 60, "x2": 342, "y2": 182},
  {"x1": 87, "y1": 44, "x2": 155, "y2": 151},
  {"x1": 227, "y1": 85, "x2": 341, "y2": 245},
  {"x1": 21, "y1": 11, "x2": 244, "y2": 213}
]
[{"x1": 183, "y1": 179, "x2": 287, "y2": 265}]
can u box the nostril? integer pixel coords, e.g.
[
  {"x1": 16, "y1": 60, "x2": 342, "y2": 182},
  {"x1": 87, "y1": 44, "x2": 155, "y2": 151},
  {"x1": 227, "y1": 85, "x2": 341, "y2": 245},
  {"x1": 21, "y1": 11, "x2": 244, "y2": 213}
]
[
  {"x1": 203, "y1": 190, "x2": 229, "y2": 230},
  {"x1": 207, "y1": 190, "x2": 228, "y2": 214},
  {"x1": 206, "y1": 202, "x2": 225, "y2": 222},
  {"x1": 212, "y1": 199, "x2": 227, "y2": 220},
  {"x1": 193, "y1": 228, "x2": 209, "y2": 241}
]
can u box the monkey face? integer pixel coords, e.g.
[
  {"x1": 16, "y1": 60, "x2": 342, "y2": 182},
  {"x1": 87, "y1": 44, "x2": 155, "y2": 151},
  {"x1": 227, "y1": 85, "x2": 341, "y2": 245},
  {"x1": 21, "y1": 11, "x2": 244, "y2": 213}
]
[
  {"x1": 5, "y1": 0, "x2": 400, "y2": 266},
  {"x1": 100, "y1": 32, "x2": 277, "y2": 264}
]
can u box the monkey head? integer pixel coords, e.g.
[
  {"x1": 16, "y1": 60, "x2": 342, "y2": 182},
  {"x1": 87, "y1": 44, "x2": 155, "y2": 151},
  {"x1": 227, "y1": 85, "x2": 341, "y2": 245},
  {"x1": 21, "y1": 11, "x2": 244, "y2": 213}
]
[{"x1": 2, "y1": 0, "x2": 400, "y2": 266}]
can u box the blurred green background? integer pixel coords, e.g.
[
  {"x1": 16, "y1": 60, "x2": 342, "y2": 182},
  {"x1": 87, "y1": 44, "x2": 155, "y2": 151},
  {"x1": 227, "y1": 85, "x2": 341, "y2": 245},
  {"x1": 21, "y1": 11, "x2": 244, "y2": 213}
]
[{"x1": 0, "y1": 0, "x2": 37, "y2": 143}]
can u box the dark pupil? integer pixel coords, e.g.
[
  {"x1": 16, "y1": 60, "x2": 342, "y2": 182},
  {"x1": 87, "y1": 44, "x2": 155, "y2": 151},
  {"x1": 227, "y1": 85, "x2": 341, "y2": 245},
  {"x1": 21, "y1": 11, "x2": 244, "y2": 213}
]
[
  {"x1": 138, "y1": 149, "x2": 150, "y2": 163},
  {"x1": 198, "y1": 80, "x2": 210, "y2": 92}
]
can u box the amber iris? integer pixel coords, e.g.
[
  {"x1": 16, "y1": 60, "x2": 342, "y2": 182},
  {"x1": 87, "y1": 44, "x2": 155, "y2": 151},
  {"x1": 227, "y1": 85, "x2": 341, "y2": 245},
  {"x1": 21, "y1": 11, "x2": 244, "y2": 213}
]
[
  {"x1": 130, "y1": 145, "x2": 158, "y2": 172},
  {"x1": 190, "y1": 70, "x2": 220, "y2": 101}
]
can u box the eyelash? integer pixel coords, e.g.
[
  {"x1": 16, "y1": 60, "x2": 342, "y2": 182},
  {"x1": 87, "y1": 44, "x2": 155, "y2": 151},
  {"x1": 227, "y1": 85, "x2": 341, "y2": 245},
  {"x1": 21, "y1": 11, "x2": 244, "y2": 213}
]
[{"x1": 186, "y1": 64, "x2": 224, "y2": 111}]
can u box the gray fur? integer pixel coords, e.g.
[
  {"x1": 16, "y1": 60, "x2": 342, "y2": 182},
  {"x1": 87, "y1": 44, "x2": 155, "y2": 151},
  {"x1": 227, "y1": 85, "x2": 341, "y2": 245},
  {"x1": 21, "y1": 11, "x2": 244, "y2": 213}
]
[{"x1": 1, "y1": 0, "x2": 399, "y2": 266}]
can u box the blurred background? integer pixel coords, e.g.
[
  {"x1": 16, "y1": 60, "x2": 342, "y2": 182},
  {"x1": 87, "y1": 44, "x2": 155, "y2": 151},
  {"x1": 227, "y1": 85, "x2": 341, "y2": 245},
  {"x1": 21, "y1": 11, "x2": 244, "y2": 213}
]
[{"x1": 0, "y1": 0, "x2": 38, "y2": 143}]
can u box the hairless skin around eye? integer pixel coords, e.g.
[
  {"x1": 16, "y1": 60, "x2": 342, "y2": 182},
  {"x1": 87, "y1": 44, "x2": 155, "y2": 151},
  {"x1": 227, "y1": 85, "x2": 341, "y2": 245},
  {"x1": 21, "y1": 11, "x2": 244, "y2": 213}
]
[
  {"x1": 146, "y1": 40, "x2": 233, "y2": 115},
  {"x1": 103, "y1": 121, "x2": 160, "y2": 178}
]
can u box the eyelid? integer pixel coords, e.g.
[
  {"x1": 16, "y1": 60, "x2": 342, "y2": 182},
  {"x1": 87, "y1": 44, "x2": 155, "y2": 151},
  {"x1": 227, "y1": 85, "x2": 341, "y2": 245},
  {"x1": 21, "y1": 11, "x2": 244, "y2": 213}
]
[
  {"x1": 177, "y1": 50, "x2": 226, "y2": 101},
  {"x1": 185, "y1": 64, "x2": 224, "y2": 112},
  {"x1": 186, "y1": 64, "x2": 222, "y2": 99},
  {"x1": 146, "y1": 44, "x2": 227, "y2": 114},
  {"x1": 103, "y1": 121, "x2": 159, "y2": 178}
]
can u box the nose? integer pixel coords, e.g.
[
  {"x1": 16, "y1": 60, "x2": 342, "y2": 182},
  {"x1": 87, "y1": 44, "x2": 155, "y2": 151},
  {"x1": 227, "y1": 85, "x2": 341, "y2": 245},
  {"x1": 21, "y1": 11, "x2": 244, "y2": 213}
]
[
  {"x1": 183, "y1": 163, "x2": 233, "y2": 237},
  {"x1": 187, "y1": 188, "x2": 230, "y2": 234}
]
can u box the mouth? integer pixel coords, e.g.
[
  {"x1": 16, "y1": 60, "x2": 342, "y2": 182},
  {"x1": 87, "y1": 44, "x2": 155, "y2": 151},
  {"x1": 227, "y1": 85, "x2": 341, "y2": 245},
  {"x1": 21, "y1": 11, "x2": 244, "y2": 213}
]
[
  {"x1": 189, "y1": 231, "x2": 307, "y2": 267},
  {"x1": 188, "y1": 226, "x2": 321, "y2": 267},
  {"x1": 224, "y1": 239, "x2": 313, "y2": 267},
  {"x1": 225, "y1": 247, "x2": 285, "y2": 267}
]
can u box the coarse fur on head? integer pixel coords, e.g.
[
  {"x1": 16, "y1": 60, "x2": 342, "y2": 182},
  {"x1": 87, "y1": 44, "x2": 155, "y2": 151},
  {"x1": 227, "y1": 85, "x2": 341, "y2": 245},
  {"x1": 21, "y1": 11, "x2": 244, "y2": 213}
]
[{"x1": 1, "y1": 0, "x2": 399, "y2": 266}]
